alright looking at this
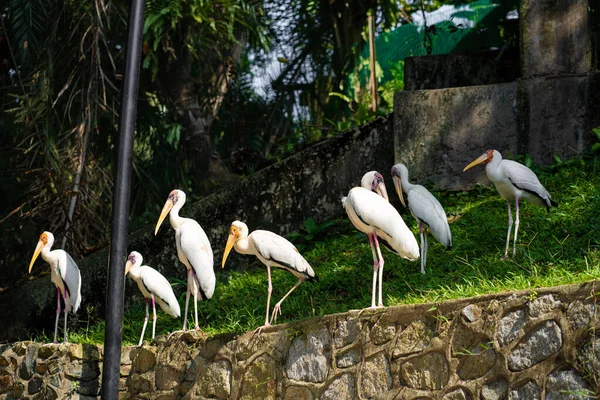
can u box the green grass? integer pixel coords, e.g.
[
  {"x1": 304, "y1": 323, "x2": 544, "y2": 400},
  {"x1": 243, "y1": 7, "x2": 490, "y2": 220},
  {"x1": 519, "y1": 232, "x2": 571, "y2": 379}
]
[{"x1": 34, "y1": 155, "x2": 600, "y2": 345}]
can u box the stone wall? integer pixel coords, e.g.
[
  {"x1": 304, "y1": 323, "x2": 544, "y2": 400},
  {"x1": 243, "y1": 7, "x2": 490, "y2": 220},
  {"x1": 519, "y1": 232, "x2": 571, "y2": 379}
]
[
  {"x1": 1, "y1": 281, "x2": 598, "y2": 399},
  {"x1": 0, "y1": 116, "x2": 396, "y2": 342}
]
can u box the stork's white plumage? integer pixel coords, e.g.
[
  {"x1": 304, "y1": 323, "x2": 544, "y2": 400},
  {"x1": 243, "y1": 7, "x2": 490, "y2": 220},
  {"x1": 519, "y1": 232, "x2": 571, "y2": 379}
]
[
  {"x1": 463, "y1": 149, "x2": 557, "y2": 258},
  {"x1": 155, "y1": 189, "x2": 215, "y2": 331},
  {"x1": 391, "y1": 163, "x2": 452, "y2": 274},
  {"x1": 342, "y1": 171, "x2": 419, "y2": 309},
  {"x1": 125, "y1": 251, "x2": 180, "y2": 346},
  {"x1": 28, "y1": 231, "x2": 82, "y2": 343},
  {"x1": 222, "y1": 221, "x2": 317, "y2": 330}
]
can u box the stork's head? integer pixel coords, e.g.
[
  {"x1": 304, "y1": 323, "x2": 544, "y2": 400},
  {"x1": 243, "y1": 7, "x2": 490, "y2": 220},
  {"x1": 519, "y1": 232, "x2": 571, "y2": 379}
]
[
  {"x1": 360, "y1": 171, "x2": 389, "y2": 201},
  {"x1": 222, "y1": 220, "x2": 249, "y2": 269},
  {"x1": 155, "y1": 189, "x2": 186, "y2": 235},
  {"x1": 463, "y1": 149, "x2": 495, "y2": 172},
  {"x1": 391, "y1": 163, "x2": 409, "y2": 207},
  {"x1": 29, "y1": 231, "x2": 54, "y2": 273},
  {"x1": 125, "y1": 251, "x2": 143, "y2": 276}
]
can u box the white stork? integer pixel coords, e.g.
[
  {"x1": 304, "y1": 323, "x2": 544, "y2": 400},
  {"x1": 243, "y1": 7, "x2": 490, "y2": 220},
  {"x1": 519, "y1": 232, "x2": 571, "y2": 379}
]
[
  {"x1": 342, "y1": 171, "x2": 419, "y2": 309},
  {"x1": 125, "y1": 251, "x2": 180, "y2": 346},
  {"x1": 28, "y1": 231, "x2": 82, "y2": 343},
  {"x1": 155, "y1": 189, "x2": 215, "y2": 331},
  {"x1": 463, "y1": 149, "x2": 557, "y2": 258},
  {"x1": 391, "y1": 163, "x2": 452, "y2": 274},
  {"x1": 222, "y1": 221, "x2": 317, "y2": 330}
]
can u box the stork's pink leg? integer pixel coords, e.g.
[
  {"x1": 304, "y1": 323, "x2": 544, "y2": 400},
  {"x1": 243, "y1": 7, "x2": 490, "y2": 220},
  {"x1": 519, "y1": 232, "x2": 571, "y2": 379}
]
[
  {"x1": 151, "y1": 295, "x2": 157, "y2": 339},
  {"x1": 183, "y1": 269, "x2": 191, "y2": 331},
  {"x1": 193, "y1": 272, "x2": 199, "y2": 331},
  {"x1": 504, "y1": 199, "x2": 513, "y2": 259},
  {"x1": 138, "y1": 298, "x2": 149, "y2": 346},
  {"x1": 62, "y1": 289, "x2": 69, "y2": 342},
  {"x1": 372, "y1": 231, "x2": 385, "y2": 307},
  {"x1": 512, "y1": 196, "x2": 520, "y2": 257},
  {"x1": 368, "y1": 233, "x2": 378, "y2": 308},
  {"x1": 271, "y1": 278, "x2": 303, "y2": 325},
  {"x1": 53, "y1": 287, "x2": 61, "y2": 344},
  {"x1": 419, "y1": 222, "x2": 426, "y2": 275}
]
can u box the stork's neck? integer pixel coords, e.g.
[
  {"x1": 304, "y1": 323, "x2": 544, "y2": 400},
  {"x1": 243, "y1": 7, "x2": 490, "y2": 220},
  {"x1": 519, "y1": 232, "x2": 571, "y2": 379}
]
[
  {"x1": 485, "y1": 151, "x2": 504, "y2": 182},
  {"x1": 234, "y1": 236, "x2": 253, "y2": 255},
  {"x1": 40, "y1": 243, "x2": 55, "y2": 263},
  {"x1": 169, "y1": 201, "x2": 186, "y2": 230},
  {"x1": 128, "y1": 264, "x2": 142, "y2": 280},
  {"x1": 399, "y1": 168, "x2": 415, "y2": 193}
]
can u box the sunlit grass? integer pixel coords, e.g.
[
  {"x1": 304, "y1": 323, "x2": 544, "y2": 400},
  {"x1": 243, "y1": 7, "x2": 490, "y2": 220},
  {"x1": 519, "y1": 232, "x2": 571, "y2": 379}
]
[{"x1": 34, "y1": 155, "x2": 600, "y2": 345}]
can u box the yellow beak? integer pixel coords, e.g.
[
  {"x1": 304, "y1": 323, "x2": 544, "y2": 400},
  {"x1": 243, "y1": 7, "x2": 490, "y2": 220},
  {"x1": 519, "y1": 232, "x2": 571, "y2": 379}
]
[
  {"x1": 392, "y1": 175, "x2": 406, "y2": 207},
  {"x1": 463, "y1": 153, "x2": 490, "y2": 172},
  {"x1": 29, "y1": 240, "x2": 44, "y2": 273},
  {"x1": 375, "y1": 181, "x2": 389, "y2": 202},
  {"x1": 222, "y1": 234, "x2": 236, "y2": 269},
  {"x1": 125, "y1": 260, "x2": 133, "y2": 277},
  {"x1": 155, "y1": 199, "x2": 174, "y2": 235}
]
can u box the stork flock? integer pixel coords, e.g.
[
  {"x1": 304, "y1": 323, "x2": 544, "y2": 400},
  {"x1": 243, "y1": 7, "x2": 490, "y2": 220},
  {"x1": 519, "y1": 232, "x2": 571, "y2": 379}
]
[{"x1": 28, "y1": 149, "x2": 557, "y2": 344}]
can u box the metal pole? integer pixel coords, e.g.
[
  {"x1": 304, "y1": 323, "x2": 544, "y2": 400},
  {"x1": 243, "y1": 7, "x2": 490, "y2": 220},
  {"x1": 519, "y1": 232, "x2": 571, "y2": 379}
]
[
  {"x1": 368, "y1": 10, "x2": 378, "y2": 113},
  {"x1": 101, "y1": 0, "x2": 145, "y2": 398}
]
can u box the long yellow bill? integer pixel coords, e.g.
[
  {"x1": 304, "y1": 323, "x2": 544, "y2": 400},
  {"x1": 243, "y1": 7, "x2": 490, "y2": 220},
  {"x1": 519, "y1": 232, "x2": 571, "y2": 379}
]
[
  {"x1": 155, "y1": 199, "x2": 174, "y2": 235},
  {"x1": 125, "y1": 260, "x2": 133, "y2": 277},
  {"x1": 376, "y1": 181, "x2": 389, "y2": 202},
  {"x1": 463, "y1": 153, "x2": 490, "y2": 172},
  {"x1": 392, "y1": 176, "x2": 406, "y2": 207},
  {"x1": 29, "y1": 240, "x2": 44, "y2": 273},
  {"x1": 222, "y1": 234, "x2": 236, "y2": 269}
]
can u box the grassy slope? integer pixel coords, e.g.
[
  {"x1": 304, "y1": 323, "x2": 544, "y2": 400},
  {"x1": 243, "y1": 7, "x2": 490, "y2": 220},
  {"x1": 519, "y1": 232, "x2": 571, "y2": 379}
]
[{"x1": 36, "y1": 155, "x2": 600, "y2": 345}]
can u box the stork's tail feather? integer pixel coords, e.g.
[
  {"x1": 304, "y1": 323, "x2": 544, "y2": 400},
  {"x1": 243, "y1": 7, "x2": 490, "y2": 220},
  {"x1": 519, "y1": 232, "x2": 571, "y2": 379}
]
[{"x1": 546, "y1": 199, "x2": 558, "y2": 212}]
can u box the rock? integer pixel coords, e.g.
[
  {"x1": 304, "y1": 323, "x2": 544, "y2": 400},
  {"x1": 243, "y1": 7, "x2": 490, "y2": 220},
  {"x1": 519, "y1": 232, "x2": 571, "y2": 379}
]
[
  {"x1": 527, "y1": 295, "x2": 561, "y2": 317},
  {"x1": 333, "y1": 319, "x2": 361, "y2": 348},
  {"x1": 545, "y1": 369, "x2": 592, "y2": 400},
  {"x1": 0, "y1": 370, "x2": 13, "y2": 394},
  {"x1": 457, "y1": 347, "x2": 496, "y2": 380},
  {"x1": 13, "y1": 382, "x2": 24, "y2": 398},
  {"x1": 38, "y1": 345, "x2": 57, "y2": 359},
  {"x1": 567, "y1": 301, "x2": 595, "y2": 329},
  {"x1": 131, "y1": 373, "x2": 153, "y2": 393},
  {"x1": 481, "y1": 378, "x2": 508, "y2": 400},
  {"x1": 509, "y1": 380, "x2": 541, "y2": 400},
  {"x1": 28, "y1": 375, "x2": 43, "y2": 394},
  {"x1": 49, "y1": 374, "x2": 62, "y2": 389},
  {"x1": 65, "y1": 361, "x2": 100, "y2": 381},
  {"x1": 320, "y1": 374, "x2": 355, "y2": 400},
  {"x1": 360, "y1": 352, "x2": 391, "y2": 399},
  {"x1": 120, "y1": 364, "x2": 132, "y2": 378},
  {"x1": 392, "y1": 321, "x2": 435, "y2": 358},
  {"x1": 577, "y1": 336, "x2": 600, "y2": 377},
  {"x1": 370, "y1": 322, "x2": 396, "y2": 345},
  {"x1": 286, "y1": 329, "x2": 330, "y2": 383},
  {"x1": 197, "y1": 360, "x2": 231, "y2": 399},
  {"x1": 336, "y1": 347, "x2": 361, "y2": 368},
  {"x1": 497, "y1": 309, "x2": 526, "y2": 347},
  {"x1": 508, "y1": 320, "x2": 563, "y2": 371},
  {"x1": 35, "y1": 359, "x2": 47, "y2": 374},
  {"x1": 442, "y1": 387, "x2": 471, "y2": 400},
  {"x1": 41, "y1": 385, "x2": 58, "y2": 400},
  {"x1": 155, "y1": 365, "x2": 183, "y2": 390},
  {"x1": 240, "y1": 354, "x2": 276, "y2": 400},
  {"x1": 47, "y1": 359, "x2": 60, "y2": 375},
  {"x1": 77, "y1": 380, "x2": 101, "y2": 396},
  {"x1": 19, "y1": 343, "x2": 40, "y2": 380},
  {"x1": 284, "y1": 385, "x2": 313, "y2": 400},
  {"x1": 121, "y1": 347, "x2": 133, "y2": 366},
  {"x1": 400, "y1": 352, "x2": 449, "y2": 390},
  {"x1": 462, "y1": 305, "x2": 482, "y2": 322},
  {"x1": 69, "y1": 344, "x2": 84, "y2": 360},
  {"x1": 132, "y1": 348, "x2": 156, "y2": 374},
  {"x1": 0, "y1": 356, "x2": 9, "y2": 367},
  {"x1": 12, "y1": 342, "x2": 27, "y2": 356}
]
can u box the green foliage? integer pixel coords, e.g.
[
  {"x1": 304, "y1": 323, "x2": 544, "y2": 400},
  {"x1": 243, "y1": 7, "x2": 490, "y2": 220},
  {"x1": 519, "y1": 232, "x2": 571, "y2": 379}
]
[
  {"x1": 28, "y1": 155, "x2": 600, "y2": 344},
  {"x1": 286, "y1": 217, "x2": 341, "y2": 245}
]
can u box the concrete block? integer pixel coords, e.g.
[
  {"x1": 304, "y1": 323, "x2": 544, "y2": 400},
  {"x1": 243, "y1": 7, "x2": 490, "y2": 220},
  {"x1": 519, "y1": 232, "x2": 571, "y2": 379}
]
[
  {"x1": 394, "y1": 82, "x2": 520, "y2": 190},
  {"x1": 521, "y1": 0, "x2": 591, "y2": 77}
]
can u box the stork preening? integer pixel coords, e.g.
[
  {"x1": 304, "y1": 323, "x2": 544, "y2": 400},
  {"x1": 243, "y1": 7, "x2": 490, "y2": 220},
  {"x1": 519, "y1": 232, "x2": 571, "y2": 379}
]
[
  {"x1": 222, "y1": 221, "x2": 317, "y2": 330},
  {"x1": 463, "y1": 149, "x2": 557, "y2": 258},
  {"x1": 391, "y1": 164, "x2": 452, "y2": 274},
  {"x1": 155, "y1": 189, "x2": 215, "y2": 331},
  {"x1": 125, "y1": 251, "x2": 180, "y2": 346},
  {"x1": 342, "y1": 171, "x2": 419, "y2": 309},
  {"x1": 28, "y1": 231, "x2": 82, "y2": 343}
]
